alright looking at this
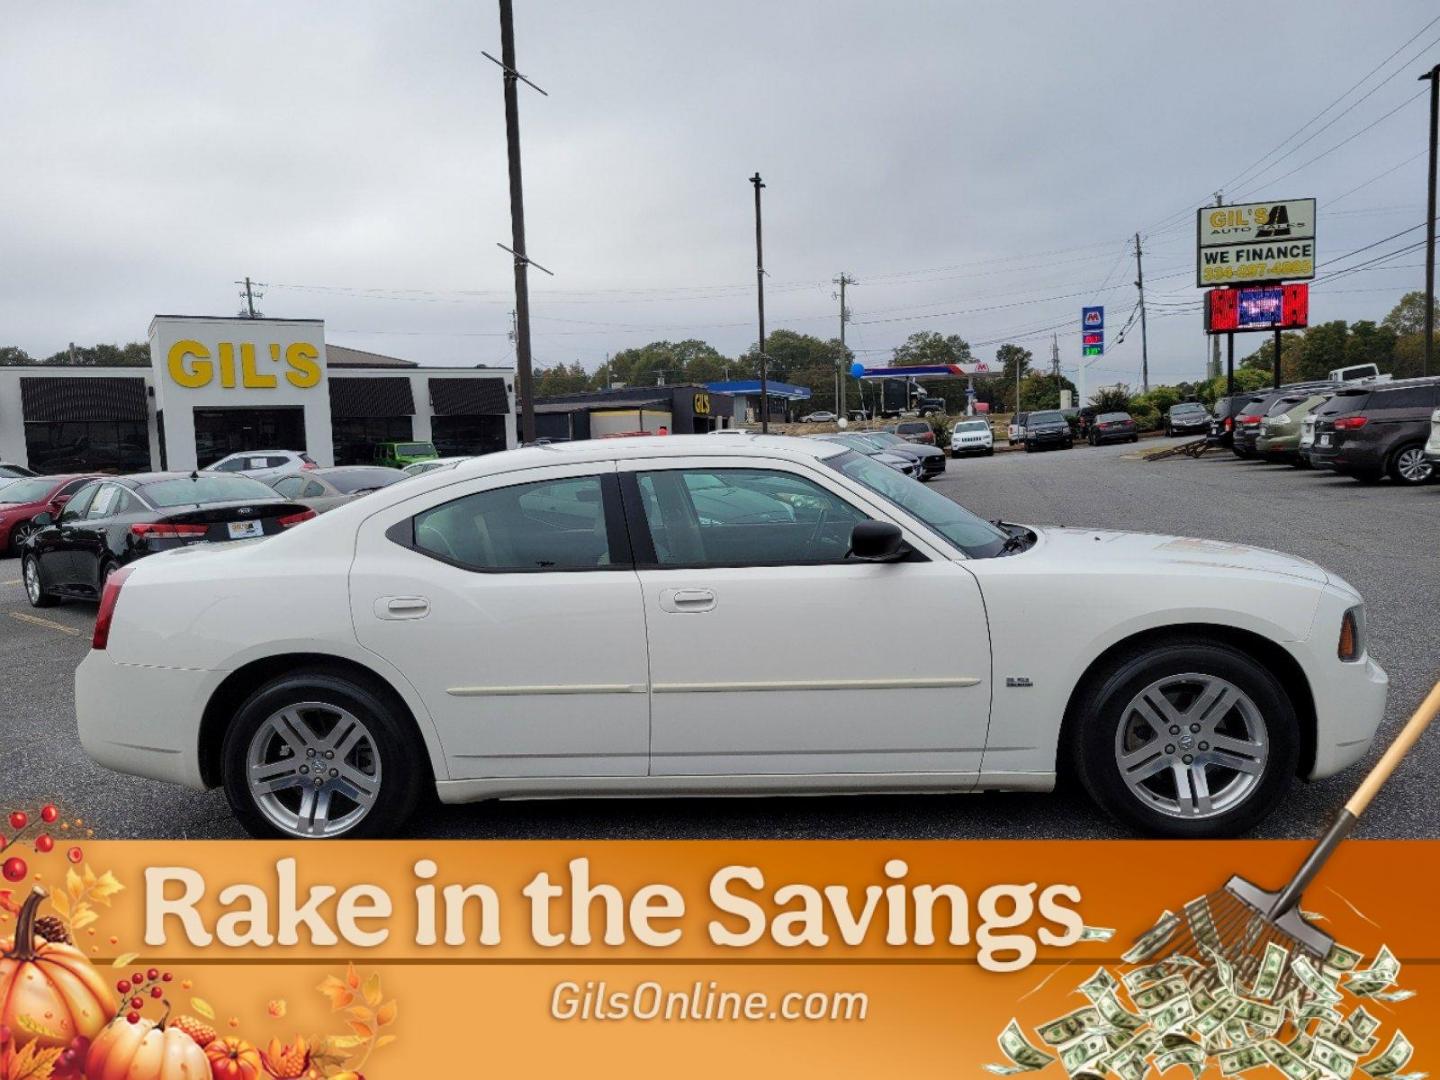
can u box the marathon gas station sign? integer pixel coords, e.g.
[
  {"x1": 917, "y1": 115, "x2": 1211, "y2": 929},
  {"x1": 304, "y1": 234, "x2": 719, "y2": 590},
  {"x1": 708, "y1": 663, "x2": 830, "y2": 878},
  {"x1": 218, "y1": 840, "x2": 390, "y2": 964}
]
[{"x1": 1195, "y1": 198, "x2": 1315, "y2": 286}]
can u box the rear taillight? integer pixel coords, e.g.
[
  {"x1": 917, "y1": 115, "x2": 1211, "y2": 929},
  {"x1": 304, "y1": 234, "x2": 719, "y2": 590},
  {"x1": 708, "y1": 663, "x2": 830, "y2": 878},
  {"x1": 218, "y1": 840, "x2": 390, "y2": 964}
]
[
  {"x1": 1338, "y1": 608, "x2": 1362, "y2": 662},
  {"x1": 1224, "y1": 417, "x2": 1234, "y2": 431},
  {"x1": 1239, "y1": 415, "x2": 1262, "y2": 425},
  {"x1": 93, "y1": 566, "x2": 134, "y2": 650},
  {"x1": 278, "y1": 508, "x2": 317, "y2": 528},
  {"x1": 130, "y1": 522, "x2": 209, "y2": 540},
  {"x1": 1333, "y1": 416, "x2": 1368, "y2": 430},
  {"x1": 301, "y1": 461, "x2": 317, "y2": 470}
]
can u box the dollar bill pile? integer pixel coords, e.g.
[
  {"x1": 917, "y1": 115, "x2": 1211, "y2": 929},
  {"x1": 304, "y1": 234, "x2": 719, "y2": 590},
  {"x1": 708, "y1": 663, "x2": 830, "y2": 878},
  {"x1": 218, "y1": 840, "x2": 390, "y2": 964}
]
[{"x1": 986, "y1": 913, "x2": 1421, "y2": 1080}]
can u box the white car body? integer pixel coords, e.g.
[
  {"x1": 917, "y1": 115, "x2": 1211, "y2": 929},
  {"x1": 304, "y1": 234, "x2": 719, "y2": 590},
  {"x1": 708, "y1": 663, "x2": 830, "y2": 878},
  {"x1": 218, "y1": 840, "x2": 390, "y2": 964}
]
[
  {"x1": 76, "y1": 436, "x2": 1386, "y2": 836},
  {"x1": 951, "y1": 420, "x2": 995, "y2": 456},
  {"x1": 205, "y1": 449, "x2": 315, "y2": 482},
  {"x1": 1425, "y1": 408, "x2": 1440, "y2": 464},
  {"x1": 401, "y1": 456, "x2": 472, "y2": 478}
]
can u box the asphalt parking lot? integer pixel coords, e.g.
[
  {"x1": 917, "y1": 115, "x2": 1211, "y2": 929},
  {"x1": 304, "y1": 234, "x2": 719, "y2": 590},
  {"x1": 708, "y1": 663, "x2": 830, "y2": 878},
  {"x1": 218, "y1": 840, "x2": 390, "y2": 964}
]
[{"x1": 2, "y1": 436, "x2": 1436, "y2": 840}]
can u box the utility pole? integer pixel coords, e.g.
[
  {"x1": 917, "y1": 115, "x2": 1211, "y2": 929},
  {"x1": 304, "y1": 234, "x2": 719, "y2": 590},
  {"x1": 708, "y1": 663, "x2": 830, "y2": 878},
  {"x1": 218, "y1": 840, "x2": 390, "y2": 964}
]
[
  {"x1": 1210, "y1": 194, "x2": 1223, "y2": 381},
  {"x1": 491, "y1": 0, "x2": 550, "y2": 445},
  {"x1": 1421, "y1": 62, "x2": 1439, "y2": 377},
  {"x1": 751, "y1": 173, "x2": 769, "y2": 433},
  {"x1": 1051, "y1": 333, "x2": 1061, "y2": 406},
  {"x1": 1133, "y1": 232, "x2": 1150, "y2": 393},
  {"x1": 235, "y1": 277, "x2": 262, "y2": 318},
  {"x1": 834, "y1": 273, "x2": 855, "y2": 419},
  {"x1": 1273, "y1": 328, "x2": 1282, "y2": 389}
]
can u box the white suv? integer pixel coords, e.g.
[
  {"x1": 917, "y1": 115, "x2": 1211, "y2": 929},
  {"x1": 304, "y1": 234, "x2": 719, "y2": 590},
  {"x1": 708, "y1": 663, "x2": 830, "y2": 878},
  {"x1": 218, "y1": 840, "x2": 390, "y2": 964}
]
[
  {"x1": 205, "y1": 450, "x2": 316, "y2": 481},
  {"x1": 1425, "y1": 408, "x2": 1440, "y2": 467},
  {"x1": 950, "y1": 419, "x2": 994, "y2": 457}
]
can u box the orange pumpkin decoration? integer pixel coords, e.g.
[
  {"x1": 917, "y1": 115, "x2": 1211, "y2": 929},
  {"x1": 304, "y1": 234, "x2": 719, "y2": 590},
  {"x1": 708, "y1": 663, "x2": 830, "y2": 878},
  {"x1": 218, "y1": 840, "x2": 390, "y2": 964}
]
[
  {"x1": 0, "y1": 888, "x2": 115, "y2": 1049},
  {"x1": 86, "y1": 1008, "x2": 210, "y2": 1080},
  {"x1": 206, "y1": 1035, "x2": 265, "y2": 1080}
]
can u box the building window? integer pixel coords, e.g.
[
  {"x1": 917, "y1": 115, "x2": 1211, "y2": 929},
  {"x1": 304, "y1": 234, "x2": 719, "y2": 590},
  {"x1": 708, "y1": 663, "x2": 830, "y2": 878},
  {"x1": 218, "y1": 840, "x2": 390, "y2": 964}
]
[
  {"x1": 23, "y1": 421, "x2": 150, "y2": 474},
  {"x1": 431, "y1": 415, "x2": 506, "y2": 457},
  {"x1": 332, "y1": 417, "x2": 415, "y2": 466}
]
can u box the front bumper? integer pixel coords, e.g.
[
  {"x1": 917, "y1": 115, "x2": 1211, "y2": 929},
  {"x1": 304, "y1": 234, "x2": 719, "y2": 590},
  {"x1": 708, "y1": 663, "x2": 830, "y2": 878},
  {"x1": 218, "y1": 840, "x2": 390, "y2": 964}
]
[
  {"x1": 1305, "y1": 653, "x2": 1388, "y2": 780},
  {"x1": 1027, "y1": 430, "x2": 1071, "y2": 446},
  {"x1": 75, "y1": 650, "x2": 217, "y2": 790},
  {"x1": 951, "y1": 440, "x2": 991, "y2": 454}
]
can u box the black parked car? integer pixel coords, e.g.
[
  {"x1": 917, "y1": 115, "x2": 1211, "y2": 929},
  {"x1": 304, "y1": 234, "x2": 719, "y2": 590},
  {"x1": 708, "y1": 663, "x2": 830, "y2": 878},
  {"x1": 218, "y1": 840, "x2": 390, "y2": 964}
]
[
  {"x1": 1164, "y1": 401, "x2": 1210, "y2": 437},
  {"x1": 1208, "y1": 393, "x2": 1253, "y2": 448},
  {"x1": 1309, "y1": 379, "x2": 1440, "y2": 485},
  {"x1": 1088, "y1": 411, "x2": 1138, "y2": 445},
  {"x1": 21, "y1": 473, "x2": 313, "y2": 607},
  {"x1": 1023, "y1": 410, "x2": 1074, "y2": 451},
  {"x1": 858, "y1": 430, "x2": 946, "y2": 478}
]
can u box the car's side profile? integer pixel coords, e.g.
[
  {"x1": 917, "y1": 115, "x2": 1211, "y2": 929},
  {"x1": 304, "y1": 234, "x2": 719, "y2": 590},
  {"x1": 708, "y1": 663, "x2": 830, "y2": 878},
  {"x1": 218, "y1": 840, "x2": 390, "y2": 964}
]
[
  {"x1": 0, "y1": 473, "x2": 102, "y2": 554},
  {"x1": 75, "y1": 436, "x2": 1386, "y2": 842},
  {"x1": 206, "y1": 449, "x2": 316, "y2": 481},
  {"x1": 270, "y1": 466, "x2": 407, "y2": 514}
]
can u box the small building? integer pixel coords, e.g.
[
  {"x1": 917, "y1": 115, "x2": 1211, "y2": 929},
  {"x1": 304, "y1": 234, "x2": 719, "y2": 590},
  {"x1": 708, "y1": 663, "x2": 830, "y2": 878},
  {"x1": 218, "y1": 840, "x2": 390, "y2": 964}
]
[
  {"x1": 533, "y1": 384, "x2": 737, "y2": 441},
  {"x1": 703, "y1": 379, "x2": 812, "y2": 423},
  {"x1": 0, "y1": 315, "x2": 518, "y2": 473}
]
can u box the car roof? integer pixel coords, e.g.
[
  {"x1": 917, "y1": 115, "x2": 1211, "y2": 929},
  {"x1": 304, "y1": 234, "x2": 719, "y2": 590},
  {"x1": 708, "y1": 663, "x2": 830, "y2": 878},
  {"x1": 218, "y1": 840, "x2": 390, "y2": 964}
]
[
  {"x1": 434, "y1": 434, "x2": 848, "y2": 478},
  {"x1": 114, "y1": 471, "x2": 278, "y2": 488}
]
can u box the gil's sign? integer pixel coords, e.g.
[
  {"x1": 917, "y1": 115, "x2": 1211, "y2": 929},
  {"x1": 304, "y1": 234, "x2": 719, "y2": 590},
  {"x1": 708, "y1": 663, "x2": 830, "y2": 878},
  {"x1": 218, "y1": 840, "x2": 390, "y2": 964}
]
[{"x1": 1196, "y1": 199, "x2": 1315, "y2": 287}]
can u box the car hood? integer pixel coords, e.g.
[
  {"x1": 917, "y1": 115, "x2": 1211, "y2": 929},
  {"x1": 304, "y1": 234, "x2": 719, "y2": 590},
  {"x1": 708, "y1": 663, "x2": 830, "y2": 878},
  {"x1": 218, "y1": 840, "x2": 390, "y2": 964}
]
[{"x1": 1030, "y1": 527, "x2": 1330, "y2": 585}]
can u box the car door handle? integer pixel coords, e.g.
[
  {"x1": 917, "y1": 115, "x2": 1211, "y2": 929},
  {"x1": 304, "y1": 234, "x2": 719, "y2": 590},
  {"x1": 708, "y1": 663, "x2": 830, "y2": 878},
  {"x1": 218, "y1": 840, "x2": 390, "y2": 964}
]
[
  {"x1": 375, "y1": 595, "x2": 430, "y2": 620},
  {"x1": 660, "y1": 587, "x2": 716, "y2": 613}
]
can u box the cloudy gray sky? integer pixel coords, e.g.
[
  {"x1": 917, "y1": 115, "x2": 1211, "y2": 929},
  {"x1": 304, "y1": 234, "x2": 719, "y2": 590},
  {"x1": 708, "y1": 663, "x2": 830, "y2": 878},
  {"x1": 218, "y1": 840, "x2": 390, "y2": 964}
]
[{"x1": 2, "y1": 1, "x2": 1437, "y2": 389}]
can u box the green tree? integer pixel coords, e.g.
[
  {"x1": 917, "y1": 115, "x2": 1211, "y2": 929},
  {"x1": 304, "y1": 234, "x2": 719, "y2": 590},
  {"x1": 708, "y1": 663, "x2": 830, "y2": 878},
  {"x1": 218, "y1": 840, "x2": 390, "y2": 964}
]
[
  {"x1": 993, "y1": 343, "x2": 1033, "y2": 411},
  {"x1": 891, "y1": 331, "x2": 971, "y2": 366},
  {"x1": 1089, "y1": 385, "x2": 1132, "y2": 413},
  {"x1": 1018, "y1": 371, "x2": 1077, "y2": 412},
  {"x1": 532, "y1": 361, "x2": 592, "y2": 397},
  {"x1": 1381, "y1": 291, "x2": 1439, "y2": 337},
  {"x1": 1344, "y1": 320, "x2": 1397, "y2": 372},
  {"x1": 607, "y1": 339, "x2": 732, "y2": 388},
  {"x1": 0, "y1": 346, "x2": 34, "y2": 366},
  {"x1": 40, "y1": 342, "x2": 150, "y2": 366}
]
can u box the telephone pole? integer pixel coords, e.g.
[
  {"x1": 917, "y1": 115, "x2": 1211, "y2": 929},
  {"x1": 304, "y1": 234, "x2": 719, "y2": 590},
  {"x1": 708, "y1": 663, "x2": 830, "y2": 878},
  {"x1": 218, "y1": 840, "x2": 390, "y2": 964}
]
[
  {"x1": 235, "y1": 277, "x2": 262, "y2": 318},
  {"x1": 1421, "y1": 62, "x2": 1439, "y2": 377},
  {"x1": 1133, "y1": 232, "x2": 1150, "y2": 393},
  {"x1": 834, "y1": 273, "x2": 855, "y2": 419},
  {"x1": 1051, "y1": 333, "x2": 1061, "y2": 406},
  {"x1": 1210, "y1": 194, "x2": 1223, "y2": 380},
  {"x1": 751, "y1": 173, "x2": 769, "y2": 433}
]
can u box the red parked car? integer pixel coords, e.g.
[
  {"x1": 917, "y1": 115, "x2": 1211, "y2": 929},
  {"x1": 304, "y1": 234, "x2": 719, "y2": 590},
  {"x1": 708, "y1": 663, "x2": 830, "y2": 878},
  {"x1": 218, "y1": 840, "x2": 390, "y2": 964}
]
[{"x1": 0, "y1": 474, "x2": 103, "y2": 554}]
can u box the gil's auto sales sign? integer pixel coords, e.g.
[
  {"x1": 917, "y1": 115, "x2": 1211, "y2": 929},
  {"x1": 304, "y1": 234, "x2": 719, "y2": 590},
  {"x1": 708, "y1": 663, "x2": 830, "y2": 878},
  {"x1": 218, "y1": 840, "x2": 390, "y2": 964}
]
[{"x1": 1196, "y1": 198, "x2": 1315, "y2": 287}]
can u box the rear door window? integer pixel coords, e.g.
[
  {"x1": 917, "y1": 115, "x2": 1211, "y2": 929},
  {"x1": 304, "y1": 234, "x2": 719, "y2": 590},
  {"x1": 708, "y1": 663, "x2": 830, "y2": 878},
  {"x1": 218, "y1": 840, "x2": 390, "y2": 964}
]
[
  {"x1": 273, "y1": 476, "x2": 306, "y2": 498},
  {"x1": 1373, "y1": 386, "x2": 1438, "y2": 410}
]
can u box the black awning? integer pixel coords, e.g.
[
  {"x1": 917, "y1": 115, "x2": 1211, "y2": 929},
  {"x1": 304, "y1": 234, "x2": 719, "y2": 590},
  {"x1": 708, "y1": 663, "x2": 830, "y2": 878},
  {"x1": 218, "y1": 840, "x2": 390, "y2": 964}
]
[
  {"x1": 429, "y1": 377, "x2": 510, "y2": 416},
  {"x1": 329, "y1": 376, "x2": 416, "y2": 418},
  {"x1": 20, "y1": 376, "x2": 148, "y2": 422}
]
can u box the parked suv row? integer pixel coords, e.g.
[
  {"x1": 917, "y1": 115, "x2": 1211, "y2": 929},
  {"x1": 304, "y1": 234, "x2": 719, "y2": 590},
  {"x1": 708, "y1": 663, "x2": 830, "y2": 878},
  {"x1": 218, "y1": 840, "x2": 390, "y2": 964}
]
[{"x1": 1309, "y1": 379, "x2": 1440, "y2": 484}]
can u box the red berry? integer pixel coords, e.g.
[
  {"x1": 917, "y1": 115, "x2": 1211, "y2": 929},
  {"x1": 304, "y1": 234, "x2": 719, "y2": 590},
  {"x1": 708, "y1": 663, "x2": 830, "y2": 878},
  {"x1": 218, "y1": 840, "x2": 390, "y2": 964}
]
[
  {"x1": 116, "y1": 980, "x2": 130, "y2": 994},
  {"x1": 126, "y1": 1012, "x2": 140, "y2": 1024},
  {"x1": 66, "y1": 846, "x2": 83, "y2": 864},
  {"x1": 147, "y1": 967, "x2": 159, "y2": 981},
  {"x1": 161, "y1": 972, "x2": 173, "y2": 982},
  {"x1": 150, "y1": 986, "x2": 163, "y2": 999},
  {"x1": 35, "y1": 835, "x2": 54, "y2": 853},
  {"x1": 2, "y1": 857, "x2": 26, "y2": 883},
  {"x1": 40, "y1": 805, "x2": 59, "y2": 824},
  {"x1": 131, "y1": 972, "x2": 144, "y2": 985},
  {"x1": 130, "y1": 996, "x2": 143, "y2": 1010},
  {"x1": 8, "y1": 812, "x2": 26, "y2": 831}
]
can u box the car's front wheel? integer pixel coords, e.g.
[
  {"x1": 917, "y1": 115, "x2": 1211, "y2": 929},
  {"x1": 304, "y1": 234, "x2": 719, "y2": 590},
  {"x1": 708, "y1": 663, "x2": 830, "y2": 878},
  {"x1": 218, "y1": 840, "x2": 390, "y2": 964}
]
[
  {"x1": 1068, "y1": 639, "x2": 1298, "y2": 838},
  {"x1": 8, "y1": 519, "x2": 36, "y2": 555},
  {"x1": 22, "y1": 554, "x2": 59, "y2": 608},
  {"x1": 221, "y1": 670, "x2": 428, "y2": 839}
]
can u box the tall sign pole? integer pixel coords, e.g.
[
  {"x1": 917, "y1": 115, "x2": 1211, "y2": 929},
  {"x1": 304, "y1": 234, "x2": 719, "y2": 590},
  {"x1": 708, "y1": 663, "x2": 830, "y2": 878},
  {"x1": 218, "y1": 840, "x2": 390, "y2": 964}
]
[
  {"x1": 498, "y1": 0, "x2": 538, "y2": 443},
  {"x1": 751, "y1": 173, "x2": 769, "y2": 433},
  {"x1": 1133, "y1": 232, "x2": 1150, "y2": 393},
  {"x1": 1421, "y1": 63, "x2": 1439, "y2": 377}
]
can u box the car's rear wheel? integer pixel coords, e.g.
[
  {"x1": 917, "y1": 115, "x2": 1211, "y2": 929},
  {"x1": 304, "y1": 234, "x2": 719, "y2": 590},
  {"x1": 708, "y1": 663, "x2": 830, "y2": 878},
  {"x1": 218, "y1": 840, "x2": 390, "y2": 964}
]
[
  {"x1": 1389, "y1": 443, "x2": 1433, "y2": 485},
  {"x1": 8, "y1": 520, "x2": 36, "y2": 554},
  {"x1": 1068, "y1": 640, "x2": 1298, "y2": 838},
  {"x1": 221, "y1": 671, "x2": 427, "y2": 839},
  {"x1": 22, "y1": 554, "x2": 59, "y2": 608}
]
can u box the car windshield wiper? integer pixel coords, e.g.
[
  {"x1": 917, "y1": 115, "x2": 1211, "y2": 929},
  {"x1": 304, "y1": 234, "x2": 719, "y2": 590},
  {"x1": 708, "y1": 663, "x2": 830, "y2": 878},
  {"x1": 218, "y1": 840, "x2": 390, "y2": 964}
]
[{"x1": 1000, "y1": 532, "x2": 1028, "y2": 554}]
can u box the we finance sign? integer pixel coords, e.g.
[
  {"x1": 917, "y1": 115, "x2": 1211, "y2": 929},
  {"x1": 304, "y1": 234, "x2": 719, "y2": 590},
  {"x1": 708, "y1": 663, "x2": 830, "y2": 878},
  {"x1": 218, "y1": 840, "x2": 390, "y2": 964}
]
[{"x1": 1196, "y1": 198, "x2": 1315, "y2": 287}]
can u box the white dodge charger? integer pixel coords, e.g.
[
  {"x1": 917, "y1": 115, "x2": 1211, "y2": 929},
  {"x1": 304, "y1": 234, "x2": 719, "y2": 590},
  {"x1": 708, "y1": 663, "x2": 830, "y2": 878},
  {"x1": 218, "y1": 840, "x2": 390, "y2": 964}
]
[{"x1": 75, "y1": 436, "x2": 1387, "y2": 840}]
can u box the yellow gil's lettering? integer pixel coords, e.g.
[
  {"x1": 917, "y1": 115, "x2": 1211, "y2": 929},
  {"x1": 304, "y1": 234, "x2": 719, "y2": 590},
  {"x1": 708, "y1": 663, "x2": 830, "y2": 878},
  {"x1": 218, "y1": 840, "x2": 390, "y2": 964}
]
[
  {"x1": 285, "y1": 342, "x2": 322, "y2": 388},
  {"x1": 217, "y1": 342, "x2": 237, "y2": 388},
  {"x1": 240, "y1": 343, "x2": 277, "y2": 388},
  {"x1": 167, "y1": 340, "x2": 213, "y2": 388}
]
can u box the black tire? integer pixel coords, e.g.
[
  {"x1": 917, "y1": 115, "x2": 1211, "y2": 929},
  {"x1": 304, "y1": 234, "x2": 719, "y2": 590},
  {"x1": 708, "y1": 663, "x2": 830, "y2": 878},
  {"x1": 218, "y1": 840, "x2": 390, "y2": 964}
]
[
  {"x1": 221, "y1": 670, "x2": 428, "y2": 839},
  {"x1": 1165, "y1": 426, "x2": 1173, "y2": 438},
  {"x1": 986, "y1": 446, "x2": 994, "y2": 456},
  {"x1": 1068, "y1": 639, "x2": 1298, "y2": 838},
  {"x1": 1024, "y1": 443, "x2": 1034, "y2": 453},
  {"x1": 1065, "y1": 439, "x2": 1074, "y2": 450},
  {"x1": 1387, "y1": 442, "x2": 1434, "y2": 485},
  {"x1": 22, "y1": 554, "x2": 59, "y2": 608},
  {"x1": 1088, "y1": 433, "x2": 1097, "y2": 446},
  {"x1": 1130, "y1": 435, "x2": 1139, "y2": 443},
  {"x1": 8, "y1": 519, "x2": 36, "y2": 556}
]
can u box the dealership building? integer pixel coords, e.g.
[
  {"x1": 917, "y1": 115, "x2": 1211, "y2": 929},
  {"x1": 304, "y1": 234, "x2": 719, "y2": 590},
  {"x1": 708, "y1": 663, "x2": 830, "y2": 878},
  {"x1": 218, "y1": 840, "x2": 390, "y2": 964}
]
[{"x1": 0, "y1": 316, "x2": 518, "y2": 474}]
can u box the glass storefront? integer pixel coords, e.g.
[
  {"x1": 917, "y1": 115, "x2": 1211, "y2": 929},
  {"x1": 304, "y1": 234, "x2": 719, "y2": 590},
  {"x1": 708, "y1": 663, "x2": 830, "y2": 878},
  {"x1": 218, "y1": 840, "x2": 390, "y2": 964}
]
[
  {"x1": 332, "y1": 417, "x2": 415, "y2": 466},
  {"x1": 431, "y1": 415, "x2": 507, "y2": 457},
  {"x1": 23, "y1": 421, "x2": 150, "y2": 474},
  {"x1": 192, "y1": 407, "x2": 306, "y2": 468}
]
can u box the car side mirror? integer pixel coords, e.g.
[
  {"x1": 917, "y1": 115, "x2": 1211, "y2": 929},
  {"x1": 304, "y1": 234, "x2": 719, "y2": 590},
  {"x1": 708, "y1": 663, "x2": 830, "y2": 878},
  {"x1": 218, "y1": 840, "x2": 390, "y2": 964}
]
[
  {"x1": 31, "y1": 511, "x2": 53, "y2": 528},
  {"x1": 849, "y1": 520, "x2": 906, "y2": 562}
]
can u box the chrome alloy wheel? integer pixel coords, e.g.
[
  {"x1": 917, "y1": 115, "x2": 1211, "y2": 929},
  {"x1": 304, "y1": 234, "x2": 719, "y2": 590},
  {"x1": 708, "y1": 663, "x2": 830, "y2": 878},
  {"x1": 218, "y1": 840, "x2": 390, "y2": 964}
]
[
  {"x1": 1113, "y1": 673, "x2": 1268, "y2": 819},
  {"x1": 1394, "y1": 447, "x2": 1433, "y2": 483},
  {"x1": 23, "y1": 557, "x2": 42, "y2": 604},
  {"x1": 245, "y1": 702, "x2": 381, "y2": 837},
  {"x1": 10, "y1": 522, "x2": 34, "y2": 551}
]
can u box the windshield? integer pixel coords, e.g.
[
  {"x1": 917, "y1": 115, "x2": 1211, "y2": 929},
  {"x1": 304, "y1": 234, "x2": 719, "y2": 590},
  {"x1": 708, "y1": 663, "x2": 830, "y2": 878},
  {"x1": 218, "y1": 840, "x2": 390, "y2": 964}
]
[
  {"x1": 1097, "y1": 412, "x2": 1130, "y2": 422},
  {"x1": 824, "y1": 450, "x2": 1007, "y2": 558},
  {"x1": 139, "y1": 475, "x2": 280, "y2": 507},
  {"x1": 1237, "y1": 398, "x2": 1270, "y2": 418},
  {"x1": 396, "y1": 443, "x2": 435, "y2": 457},
  {"x1": 1172, "y1": 403, "x2": 1204, "y2": 413},
  {"x1": 1029, "y1": 411, "x2": 1064, "y2": 424},
  {"x1": 956, "y1": 420, "x2": 989, "y2": 431},
  {"x1": 864, "y1": 432, "x2": 903, "y2": 446},
  {"x1": 0, "y1": 478, "x2": 60, "y2": 503}
]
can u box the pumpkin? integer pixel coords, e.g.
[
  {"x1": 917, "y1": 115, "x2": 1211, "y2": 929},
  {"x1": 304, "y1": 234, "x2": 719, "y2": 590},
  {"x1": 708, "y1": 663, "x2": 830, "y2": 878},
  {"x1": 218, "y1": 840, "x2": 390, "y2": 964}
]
[
  {"x1": 206, "y1": 1035, "x2": 265, "y2": 1080},
  {"x1": 0, "y1": 888, "x2": 115, "y2": 1049},
  {"x1": 86, "y1": 1010, "x2": 211, "y2": 1080}
]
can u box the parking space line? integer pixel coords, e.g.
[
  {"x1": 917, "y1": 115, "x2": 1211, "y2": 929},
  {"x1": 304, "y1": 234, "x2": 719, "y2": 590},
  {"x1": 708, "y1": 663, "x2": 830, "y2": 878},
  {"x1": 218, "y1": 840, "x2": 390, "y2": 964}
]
[
  {"x1": 2, "y1": 579, "x2": 19, "y2": 586},
  {"x1": 8, "y1": 611, "x2": 83, "y2": 636}
]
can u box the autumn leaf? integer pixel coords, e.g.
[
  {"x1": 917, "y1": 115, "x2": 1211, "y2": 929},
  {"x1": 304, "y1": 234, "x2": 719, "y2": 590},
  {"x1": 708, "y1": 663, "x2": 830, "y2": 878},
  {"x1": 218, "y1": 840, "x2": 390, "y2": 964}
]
[
  {"x1": 90, "y1": 870, "x2": 124, "y2": 905},
  {"x1": 70, "y1": 907, "x2": 98, "y2": 932},
  {"x1": 361, "y1": 972, "x2": 382, "y2": 1007},
  {"x1": 4, "y1": 1041, "x2": 64, "y2": 1080},
  {"x1": 111, "y1": 952, "x2": 138, "y2": 968},
  {"x1": 346, "y1": 1020, "x2": 374, "y2": 1040},
  {"x1": 317, "y1": 975, "x2": 354, "y2": 1011},
  {"x1": 375, "y1": 1000, "x2": 397, "y2": 1027},
  {"x1": 14, "y1": 1014, "x2": 64, "y2": 1041},
  {"x1": 344, "y1": 962, "x2": 360, "y2": 990},
  {"x1": 374, "y1": 1034, "x2": 398, "y2": 1050},
  {"x1": 324, "y1": 1035, "x2": 366, "y2": 1052},
  {"x1": 345, "y1": 1006, "x2": 373, "y2": 1024},
  {"x1": 47, "y1": 892, "x2": 68, "y2": 919},
  {"x1": 65, "y1": 869, "x2": 83, "y2": 902},
  {"x1": 191, "y1": 998, "x2": 216, "y2": 1020}
]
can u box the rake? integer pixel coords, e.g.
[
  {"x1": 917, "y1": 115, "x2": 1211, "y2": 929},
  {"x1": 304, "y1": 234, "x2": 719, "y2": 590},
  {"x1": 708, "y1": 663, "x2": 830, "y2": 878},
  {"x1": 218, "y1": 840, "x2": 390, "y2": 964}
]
[{"x1": 1130, "y1": 679, "x2": 1440, "y2": 1004}]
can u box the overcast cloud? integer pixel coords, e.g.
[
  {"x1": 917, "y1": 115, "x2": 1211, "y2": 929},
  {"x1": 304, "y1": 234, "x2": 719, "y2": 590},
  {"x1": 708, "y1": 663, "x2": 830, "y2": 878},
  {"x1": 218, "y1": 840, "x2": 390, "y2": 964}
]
[{"x1": 2, "y1": 1, "x2": 1437, "y2": 388}]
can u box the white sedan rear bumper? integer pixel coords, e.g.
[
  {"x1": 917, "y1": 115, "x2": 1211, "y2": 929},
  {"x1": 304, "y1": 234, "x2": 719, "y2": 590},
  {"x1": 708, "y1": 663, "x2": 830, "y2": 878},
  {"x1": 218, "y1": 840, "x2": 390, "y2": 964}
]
[{"x1": 75, "y1": 650, "x2": 217, "y2": 790}]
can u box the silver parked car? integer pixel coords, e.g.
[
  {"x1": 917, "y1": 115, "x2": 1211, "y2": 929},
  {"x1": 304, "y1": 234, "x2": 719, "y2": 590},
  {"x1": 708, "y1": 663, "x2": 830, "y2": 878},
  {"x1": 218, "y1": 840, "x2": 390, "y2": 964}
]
[
  {"x1": 205, "y1": 449, "x2": 316, "y2": 482},
  {"x1": 268, "y1": 466, "x2": 407, "y2": 514}
]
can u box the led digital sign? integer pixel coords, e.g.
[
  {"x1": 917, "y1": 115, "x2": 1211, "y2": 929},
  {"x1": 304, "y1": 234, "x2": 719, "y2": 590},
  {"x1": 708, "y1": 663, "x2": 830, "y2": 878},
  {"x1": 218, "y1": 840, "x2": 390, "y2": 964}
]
[{"x1": 1204, "y1": 283, "x2": 1308, "y2": 334}]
